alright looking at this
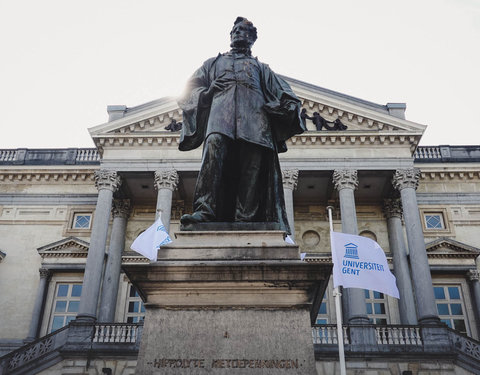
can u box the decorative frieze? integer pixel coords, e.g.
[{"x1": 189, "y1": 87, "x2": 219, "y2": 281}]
[
  {"x1": 154, "y1": 169, "x2": 179, "y2": 191},
  {"x1": 282, "y1": 169, "x2": 299, "y2": 191},
  {"x1": 112, "y1": 199, "x2": 131, "y2": 219},
  {"x1": 383, "y1": 198, "x2": 403, "y2": 219},
  {"x1": 392, "y1": 168, "x2": 421, "y2": 191},
  {"x1": 467, "y1": 269, "x2": 479, "y2": 282},
  {"x1": 333, "y1": 169, "x2": 358, "y2": 191},
  {"x1": 94, "y1": 170, "x2": 121, "y2": 192}
]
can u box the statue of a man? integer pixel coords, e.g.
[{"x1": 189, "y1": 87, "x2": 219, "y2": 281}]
[{"x1": 177, "y1": 17, "x2": 305, "y2": 234}]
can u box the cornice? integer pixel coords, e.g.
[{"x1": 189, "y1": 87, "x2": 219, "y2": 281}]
[
  {"x1": 0, "y1": 170, "x2": 96, "y2": 183},
  {"x1": 420, "y1": 170, "x2": 480, "y2": 181},
  {"x1": 91, "y1": 131, "x2": 422, "y2": 153},
  {"x1": 425, "y1": 238, "x2": 480, "y2": 259}
]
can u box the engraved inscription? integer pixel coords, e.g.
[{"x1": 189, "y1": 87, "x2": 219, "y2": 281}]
[{"x1": 147, "y1": 358, "x2": 300, "y2": 370}]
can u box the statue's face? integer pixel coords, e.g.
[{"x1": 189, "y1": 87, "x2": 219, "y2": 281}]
[{"x1": 230, "y1": 22, "x2": 254, "y2": 48}]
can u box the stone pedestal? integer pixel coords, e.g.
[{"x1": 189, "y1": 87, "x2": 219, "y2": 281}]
[{"x1": 124, "y1": 231, "x2": 331, "y2": 375}]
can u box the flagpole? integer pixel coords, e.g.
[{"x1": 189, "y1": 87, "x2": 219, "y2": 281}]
[{"x1": 327, "y1": 206, "x2": 347, "y2": 375}]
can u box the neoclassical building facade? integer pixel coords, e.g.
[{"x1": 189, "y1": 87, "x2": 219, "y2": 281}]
[{"x1": 0, "y1": 77, "x2": 479, "y2": 374}]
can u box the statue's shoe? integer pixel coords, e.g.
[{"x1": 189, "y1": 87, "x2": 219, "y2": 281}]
[{"x1": 180, "y1": 212, "x2": 212, "y2": 225}]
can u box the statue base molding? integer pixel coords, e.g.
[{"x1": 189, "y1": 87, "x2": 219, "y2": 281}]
[{"x1": 123, "y1": 230, "x2": 331, "y2": 374}]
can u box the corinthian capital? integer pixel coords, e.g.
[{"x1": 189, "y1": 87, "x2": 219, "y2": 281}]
[
  {"x1": 383, "y1": 198, "x2": 403, "y2": 219},
  {"x1": 282, "y1": 169, "x2": 299, "y2": 191},
  {"x1": 154, "y1": 169, "x2": 179, "y2": 191},
  {"x1": 39, "y1": 268, "x2": 51, "y2": 279},
  {"x1": 112, "y1": 199, "x2": 131, "y2": 219},
  {"x1": 467, "y1": 269, "x2": 479, "y2": 282},
  {"x1": 94, "y1": 170, "x2": 121, "y2": 192},
  {"x1": 392, "y1": 168, "x2": 421, "y2": 191},
  {"x1": 333, "y1": 169, "x2": 358, "y2": 191}
]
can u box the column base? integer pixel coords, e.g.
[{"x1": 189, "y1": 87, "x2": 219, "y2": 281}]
[
  {"x1": 418, "y1": 315, "x2": 441, "y2": 326},
  {"x1": 74, "y1": 313, "x2": 97, "y2": 323}
]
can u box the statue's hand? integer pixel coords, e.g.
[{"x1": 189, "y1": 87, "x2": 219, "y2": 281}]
[{"x1": 204, "y1": 73, "x2": 229, "y2": 99}]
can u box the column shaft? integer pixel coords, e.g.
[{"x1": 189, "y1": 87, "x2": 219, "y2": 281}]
[
  {"x1": 78, "y1": 170, "x2": 120, "y2": 321},
  {"x1": 467, "y1": 270, "x2": 480, "y2": 337},
  {"x1": 385, "y1": 210, "x2": 417, "y2": 324},
  {"x1": 282, "y1": 169, "x2": 298, "y2": 240},
  {"x1": 333, "y1": 170, "x2": 368, "y2": 325},
  {"x1": 394, "y1": 169, "x2": 439, "y2": 324},
  {"x1": 98, "y1": 200, "x2": 130, "y2": 322},
  {"x1": 26, "y1": 269, "x2": 50, "y2": 340}
]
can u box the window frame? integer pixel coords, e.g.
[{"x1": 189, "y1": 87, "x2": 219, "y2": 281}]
[
  {"x1": 63, "y1": 206, "x2": 95, "y2": 236},
  {"x1": 433, "y1": 281, "x2": 472, "y2": 336},
  {"x1": 418, "y1": 207, "x2": 454, "y2": 236}
]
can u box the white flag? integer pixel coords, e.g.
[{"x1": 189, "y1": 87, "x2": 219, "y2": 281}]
[
  {"x1": 330, "y1": 231, "x2": 400, "y2": 299},
  {"x1": 130, "y1": 217, "x2": 172, "y2": 261}
]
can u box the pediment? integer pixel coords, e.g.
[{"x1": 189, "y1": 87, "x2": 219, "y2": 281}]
[
  {"x1": 88, "y1": 76, "x2": 426, "y2": 150},
  {"x1": 37, "y1": 237, "x2": 89, "y2": 258},
  {"x1": 426, "y1": 237, "x2": 480, "y2": 259}
]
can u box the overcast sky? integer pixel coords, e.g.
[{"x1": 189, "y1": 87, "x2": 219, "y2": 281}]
[{"x1": 1, "y1": 0, "x2": 479, "y2": 149}]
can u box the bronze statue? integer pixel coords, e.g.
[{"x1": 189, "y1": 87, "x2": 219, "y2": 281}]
[{"x1": 177, "y1": 17, "x2": 305, "y2": 233}]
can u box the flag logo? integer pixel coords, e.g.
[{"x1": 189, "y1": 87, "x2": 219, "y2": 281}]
[
  {"x1": 330, "y1": 231, "x2": 400, "y2": 299},
  {"x1": 130, "y1": 217, "x2": 172, "y2": 261},
  {"x1": 343, "y1": 243, "x2": 359, "y2": 259}
]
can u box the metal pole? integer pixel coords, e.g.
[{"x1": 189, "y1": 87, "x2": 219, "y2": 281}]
[{"x1": 327, "y1": 206, "x2": 347, "y2": 375}]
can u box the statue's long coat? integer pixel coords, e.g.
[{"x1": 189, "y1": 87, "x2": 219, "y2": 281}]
[{"x1": 178, "y1": 52, "x2": 306, "y2": 234}]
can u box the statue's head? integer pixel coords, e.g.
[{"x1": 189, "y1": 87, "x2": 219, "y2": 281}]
[{"x1": 230, "y1": 17, "x2": 257, "y2": 49}]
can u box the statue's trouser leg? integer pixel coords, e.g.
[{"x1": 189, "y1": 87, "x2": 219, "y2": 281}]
[
  {"x1": 235, "y1": 141, "x2": 267, "y2": 222},
  {"x1": 192, "y1": 133, "x2": 230, "y2": 220}
]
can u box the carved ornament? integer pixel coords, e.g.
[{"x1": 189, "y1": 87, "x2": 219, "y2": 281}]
[
  {"x1": 383, "y1": 198, "x2": 403, "y2": 219},
  {"x1": 112, "y1": 199, "x2": 131, "y2": 219},
  {"x1": 154, "y1": 169, "x2": 179, "y2": 191},
  {"x1": 392, "y1": 168, "x2": 421, "y2": 191},
  {"x1": 467, "y1": 269, "x2": 479, "y2": 281},
  {"x1": 282, "y1": 169, "x2": 299, "y2": 190},
  {"x1": 94, "y1": 170, "x2": 121, "y2": 192},
  {"x1": 39, "y1": 268, "x2": 51, "y2": 279},
  {"x1": 333, "y1": 169, "x2": 358, "y2": 191}
]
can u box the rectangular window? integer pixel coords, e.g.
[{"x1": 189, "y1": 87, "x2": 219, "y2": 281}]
[
  {"x1": 72, "y1": 213, "x2": 92, "y2": 229},
  {"x1": 316, "y1": 291, "x2": 328, "y2": 324},
  {"x1": 49, "y1": 283, "x2": 82, "y2": 332},
  {"x1": 434, "y1": 285, "x2": 468, "y2": 334},
  {"x1": 125, "y1": 285, "x2": 145, "y2": 323},
  {"x1": 365, "y1": 290, "x2": 388, "y2": 324},
  {"x1": 424, "y1": 213, "x2": 444, "y2": 229}
]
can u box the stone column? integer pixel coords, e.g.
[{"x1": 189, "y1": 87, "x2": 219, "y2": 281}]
[
  {"x1": 333, "y1": 169, "x2": 369, "y2": 325},
  {"x1": 78, "y1": 170, "x2": 121, "y2": 322},
  {"x1": 98, "y1": 199, "x2": 130, "y2": 322},
  {"x1": 282, "y1": 169, "x2": 299, "y2": 240},
  {"x1": 393, "y1": 168, "x2": 439, "y2": 325},
  {"x1": 467, "y1": 269, "x2": 480, "y2": 336},
  {"x1": 154, "y1": 169, "x2": 179, "y2": 234},
  {"x1": 25, "y1": 268, "x2": 50, "y2": 341},
  {"x1": 383, "y1": 198, "x2": 418, "y2": 324}
]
